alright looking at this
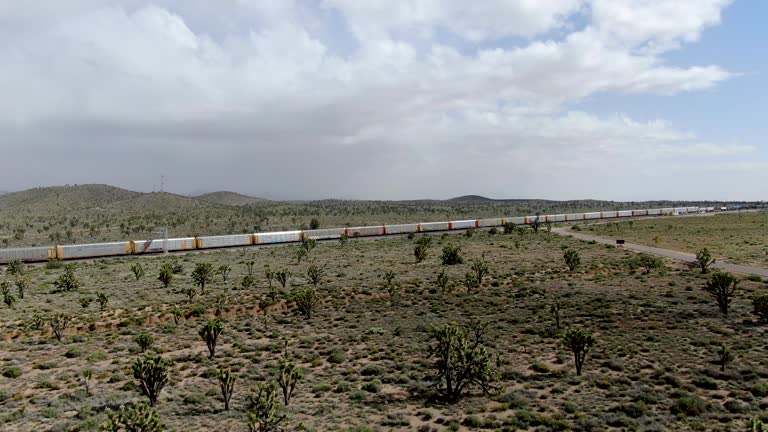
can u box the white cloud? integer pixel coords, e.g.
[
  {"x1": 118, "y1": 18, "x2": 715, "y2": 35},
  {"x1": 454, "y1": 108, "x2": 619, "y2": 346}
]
[{"x1": 0, "y1": 0, "x2": 761, "y2": 200}]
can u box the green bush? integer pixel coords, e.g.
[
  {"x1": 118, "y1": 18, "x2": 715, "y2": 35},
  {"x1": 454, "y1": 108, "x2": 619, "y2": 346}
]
[
  {"x1": 3, "y1": 366, "x2": 22, "y2": 379},
  {"x1": 441, "y1": 244, "x2": 463, "y2": 265}
]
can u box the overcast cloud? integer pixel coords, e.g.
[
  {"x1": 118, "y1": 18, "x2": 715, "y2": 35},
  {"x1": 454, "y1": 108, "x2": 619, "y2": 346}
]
[{"x1": 0, "y1": 0, "x2": 764, "y2": 200}]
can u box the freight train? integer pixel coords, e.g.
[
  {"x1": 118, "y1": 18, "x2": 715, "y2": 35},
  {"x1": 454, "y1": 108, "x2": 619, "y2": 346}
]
[{"x1": 0, "y1": 206, "x2": 711, "y2": 264}]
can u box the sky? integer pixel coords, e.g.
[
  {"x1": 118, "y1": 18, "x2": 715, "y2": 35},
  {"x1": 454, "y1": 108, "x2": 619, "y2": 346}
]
[{"x1": 0, "y1": 0, "x2": 765, "y2": 201}]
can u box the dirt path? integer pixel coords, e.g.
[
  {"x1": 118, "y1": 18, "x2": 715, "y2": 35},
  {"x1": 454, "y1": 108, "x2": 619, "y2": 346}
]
[{"x1": 551, "y1": 227, "x2": 768, "y2": 278}]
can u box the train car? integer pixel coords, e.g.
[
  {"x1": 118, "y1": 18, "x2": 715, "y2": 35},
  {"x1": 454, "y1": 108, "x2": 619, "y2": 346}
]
[
  {"x1": 585, "y1": 212, "x2": 601, "y2": 220},
  {"x1": 631, "y1": 209, "x2": 648, "y2": 217},
  {"x1": 674, "y1": 207, "x2": 687, "y2": 214},
  {"x1": 60, "y1": 242, "x2": 131, "y2": 259},
  {"x1": 345, "y1": 226, "x2": 385, "y2": 237},
  {"x1": 647, "y1": 208, "x2": 662, "y2": 216},
  {"x1": 686, "y1": 206, "x2": 699, "y2": 213},
  {"x1": 133, "y1": 237, "x2": 196, "y2": 253},
  {"x1": 617, "y1": 210, "x2": 632, "y2": 218},
  {"x1": 302, "y1": 228, "x2": 346, "y2": 240},
  {"x1": 548, "y1": 214, "x2": 566, "y2": 222},
  {"x1": 661, "y1": 207, "x2": 675, "y2": 215},
  {"x1": 385, "y1": 224, "x2": 419, "y2": 235},
  {"x1": 448, "y1": 220, "x2": 477, "y2": 230},
  {"x1": 477, "y1": 218, "x2": 502, "y2": 228},
  {"x1": 197, "y1": 234, "x2": 253, "y2": 249},
  {"x1": 0, "y1": 246, "x2": 54, "y2": 263},
  {"x1": 565, "y1": 213, "x2": 584, "y2": 221},
  {"x1": 419, "y1": 221, "x2": 450, "y2": 232},
  {"x1": 255, "y1": 231, "x2": 302, "y2": 244},
  {"x1": 601, "y1": 211, "x2": 617, "y2": 218},
  {"x1": 505, "y1": 216, "x2": 526, "y2": 225}
]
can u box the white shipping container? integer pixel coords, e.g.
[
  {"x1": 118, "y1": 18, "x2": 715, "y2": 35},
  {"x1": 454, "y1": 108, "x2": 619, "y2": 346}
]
[
  {"x1": 632, "y1": 210, "x2": 648, "y2": 217},
  {"x1": 565, "y1": 213, "x2": 584, "y2": 221},
  {"x1": 134, "y1": 237, "x2": 196, "y2": 253},
  {"x1": 255, "y1": 231, "x2": 302, "y2": 244},
  {"x1": 385, "y1": 224, "x2": 419, "y2": 234},
  {"x1": 197, "y1": 234, "x2": 252, "y2": 249},
  {"x1": 303, "y1": 228, "x2": 345, "y2": 240},
  {"x1": 346, "y1": 226, "x2": 385, "y2": 237},
  {"x1": 0, "y1": 247, "x2": 51, "y2": 263},
  {"x1": 585, "y1": 212, "x2": 601, "y2": 220},
  {"x1": 687, "y1": 207, "x2": 699, "y2": 213},
  {"x1": 647, "y1": 208, "x2": 662, "y2": 215},
  {"x1": 478, "y1": 218, "x2": 502, "y2": 227},
  {"x1": 61, "y1": 242, "x2": 130, "y2": 258},
  {"x1": 449, "y1": 220, "x2": 476, "y2": 230},
  {"x1": 419, "y1": 222, "x2": 450, "y2": 232},
  {"x1": 601, "y1": 211, "x2": 618, "y2": 218},
  {"x1": 505, "y1": 217, "x2": 526, "y2": 225},
  {"x1": 617, "y1": 210, "x2": 632, "y2": 217},
  {"x1": 548, "y1": 214, "x2": 566, "y2": 222}
]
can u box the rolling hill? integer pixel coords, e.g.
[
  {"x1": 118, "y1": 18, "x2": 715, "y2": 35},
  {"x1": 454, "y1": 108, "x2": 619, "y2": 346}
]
[{"x1": 196, "y1": 191, "x2": 270, "y2": 206}]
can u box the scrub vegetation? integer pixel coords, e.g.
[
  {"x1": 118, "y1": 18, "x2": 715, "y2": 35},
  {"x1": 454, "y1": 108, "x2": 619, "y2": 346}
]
[{"x1": 2, "y1": 217, "x2": 768, "y2": 431}]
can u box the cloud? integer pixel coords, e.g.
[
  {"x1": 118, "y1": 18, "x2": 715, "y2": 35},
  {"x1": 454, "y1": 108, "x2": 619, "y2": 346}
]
[{"x1": 0, "y1": 0, "x2": 761, "y2": 200}]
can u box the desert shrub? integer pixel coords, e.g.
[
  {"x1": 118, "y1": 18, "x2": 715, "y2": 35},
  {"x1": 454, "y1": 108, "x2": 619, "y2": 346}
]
[
  {"x1": 2, "y1": 282, "x2": 16, "y2": 308},
  {"x1": 241, "y1": 274, "x2": 255, "y2": 289},
  {"x1": 441, "y1": 244, "x2": 463, "y2": 265},
  {"x1": 5, "y1": 259, "x2": 25, "y2": 276},
  {"x1": 133, "y1": 355, "x2": 172, "y2": 407},
  {"x1": 54, "y1": 264, "x2": 82, "y2": 292},
  {"x1": 97, "y1": 293, "x2": 109, "y2": 311},
  {"x1": 428, "y1": 321, "x2": 496, "y2": 401},
  {"x1": 181, "y1": 287, "x2": 196, "y2": 303},
  {"x1": 306, "y1": 265, "x2": 324, "y2": 288},
  {"x1": 414, "y1": 243, "x2": 429, "y2": 263},
  {"x1": 102, "y1": 402, "x2": 165, "y2": 431},
  {"x1": 131, "y1": 263, "x2": 145, "y2": 281},
  {"x1": 199, "y1": 317, "x2": 225, "y2": 358},
  {"x1": 2, "y1": 366, "x2": 22, "y2": 379},
  {"x1": 563, "y1": 249, "x2": 580, "y2": 272},
  {"x1": 633, "y1": 254, "x2": 664, "y2": 274},
  {"x1": 502, "y1": 222, "x2": 516, "y2": 234},
  {"x1": 79, "y1": 297, "x2": 93, "y2": 309},
  {"x1": 14, "y1": 275, "x2": 29, "y2": 299},
  {"x1": 134, "y1": 333, "x2": 155, "y2": 353},
  {"x1": 752, "y1": 296, "x2": 768, "y2": 323},
  {"x1": 670, "y1": 393, "x2": 708, "y2": 418},
  {"x1": 65, "y1": 347, "x2": 82, "y2": 358},
  {"x1": 704, "y1": 272, "x2": 739, "y2": 318},
  {"x1": 309, "y1": 218, "x2": 320, "y2": 229},
  {"x1": 50, "y1": 313, "x2": 71, "y2": 342},
  {"x1": 274, "y1": 270, "x2": 289, "y2": 289},
  {"x1": 435, "y1": 269, "x2": 449, "y2": 293},
  {"x1": 191, "y1": 263, "x2": 214, "y2": 294},
  {"x1": 157, "y1": 265, "x2": 173, "y2": 288},
  {"x1": 748, "y1": 418, "x2": 767, "y2": 431},
  {"x1": 562, "y1": 328, "x2": 595, "y2": 376},
  {"x1": 291, "y1": 287, "x2": 320, "y2": 319},
  {"x1": 217, "y1": 265, "x2": 231, "y2": 283}
]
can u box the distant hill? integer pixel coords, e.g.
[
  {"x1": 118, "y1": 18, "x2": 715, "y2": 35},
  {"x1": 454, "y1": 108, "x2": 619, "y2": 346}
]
[
  {"x1": 0, "y1": 184, "x2": 140, "y2": 212},
  {"x1": 196, "y1": 191, "x2": 269, "y2": 206},
  {"x1": 447, "y1": 195, "x2": 499, "y2": 203}
]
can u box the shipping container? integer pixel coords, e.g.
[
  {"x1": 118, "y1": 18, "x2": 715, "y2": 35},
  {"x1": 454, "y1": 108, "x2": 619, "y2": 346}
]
[
  {"x1": 255, "y1": 231, "x2": 302, "y2": 244},
  {"x1": 565, "y1": 213, "x2": 585, "y2": 221},
  {"x1": 617, "y1": 210, "x2": 632, "y2": 217},
  {"x1": 601, "y1": 211, "x2": 618, "y2": 218},
  {"x1": 686, "y1": 207, "x2": 699, "y2": 213},
  {"x1": 477, "y1": 218, "x2": 503, "y2": 227},
  {"x1": 647, "y1": 208, "x2": 662, "y2": 215},
  {"x1": 385, "y1": 224, "x2": 419, "y2": 235},
  {"x1": 133, "y1": 237, "x2": 196, "y2": 253},
  {"x1": 0, "y1": 246, "x2": 53, "y2": 263},
  {"x1": 60, "y1": 242, "x2": 131, "y2": 259},
  {"x1": 548, "y1": 214, "x2": 566, "y2": 222},
  {"x1": 302, "y1": 228, "x2": 346, "y2": 240},
  {"x1": 631, "y1": 210, "x2": 648, "y2": 217},
  {"x1": 448, "y1": 220, "x2": 477, "y2": 230},
  {"x1": 419, "y1": 222, "x2": 450, "y2": 232},
  {"x1": 505, "y1": 216, "x2": 526, "y2": 225},
  {"x1": 585, "y1": 212, "x2": 601, "y2": 220},
  {"x1": 345, "y1": 226, "x2": 385, "y2": 237},
  {"x1": 661, "y1": 208, "x2": 675, "y2": 215},
  {"x1": 197, "y1": 234, "x2": 253, "y2": 249}
]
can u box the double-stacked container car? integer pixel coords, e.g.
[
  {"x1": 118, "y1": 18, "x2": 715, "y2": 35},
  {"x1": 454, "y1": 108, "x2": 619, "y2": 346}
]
[{"x1": 0, "y1": 206, "x2": 708, "y2": 263}]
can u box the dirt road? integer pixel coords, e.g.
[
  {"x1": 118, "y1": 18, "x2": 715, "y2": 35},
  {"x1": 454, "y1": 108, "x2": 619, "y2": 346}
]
[{"x1": 551, "y1": 227, "x2": 768, "y2": 278}]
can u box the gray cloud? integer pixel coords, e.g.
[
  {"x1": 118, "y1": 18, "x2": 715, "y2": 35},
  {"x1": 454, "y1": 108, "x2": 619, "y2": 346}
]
[{"x1": 0, "y1": 0, "x2": 762, "y2": 200}]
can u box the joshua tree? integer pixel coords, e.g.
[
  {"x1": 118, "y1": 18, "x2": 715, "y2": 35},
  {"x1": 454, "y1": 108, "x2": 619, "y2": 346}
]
[
  {"x1": 309, "y1": 217, "x2": 320, "y2": 230},
  {"x1": 717, "y1": 343, "x2": 735, "y2": 372},
  {"x1": 157, "y1": 265, "x2": 173, "y2": 289},
  {"x1": 50, "y1": 313, "x2": 71, "y2": 342},
  {"x1": 218, "y1": 265, "x2": 231, "y2": 283},
  {"x1": 301, "y1": 238, "x2": 317, "y2": 254},
  {"x1": 530, "y1": 214, "x2": 542, "y2": 234},
  {"x1": 292, "y1": 287, "x2": 320, "y2": 319},
  {"x1": 14, "y1": 275, "x2": 29, "y2": 299},
  {"x1": 264, "y1": 267, "x2": 274, "y2": 289},
  {"x1": 1, "y1": 281, "x2": 15, "y2": 308},
  {"x1": 102, "y1": 402, "x2": 165, "y2": 432},
  {"x1": 748, "y1": 419, "x2": 767, "y2": 432},
  {"x1": 5, "y1": 259, "x2": 25, "y2": 276},
  {"x1": 134, "y1": 333, "x2": 155, "y2": 353},
  {"x1": 562, "y1": 328, "x2": 595, "y2": 376},
  {"x1": 414, "y1": 243, "x2": 429, "y2": 264},
  {"x1": 199, "y1": 317, "x2": 225, "y2": 358},
  {"x1": 215, "y1": 292, "x2": 228, "y2": 317},
  {"x1": 181, "y1": 287, "x2": 196, "y2": 303},
  {"x1": 383, "y1": 270, "x2": 398, "y2": 299},
  {"x1": 435, "y1": 269, "x2": 449, "y2": 293},
  {"x1": 131, "y1": 263, "x2": 145, "y2": 281},
  {"x1": 692, "y1": 248, "x2": 716, "y2": 274},
  {"x1": 563, "y1": 249, "x2": 580, "y2": 272},
  {"x1": 306, "y1": 265, "x2": 324, "y2": 288},
  {"x1": 441, "y1": 244, "x2": 463, "y2": 265},
  {"x1": 246, "y1": 381, "x2": 286, "y2": 432},
  {"x1": 502, "y1": 222, "x2": 516, "y2": 234},
  {"x1": 428, "y1": 322, "x2": 496, "y2": 401},
  {"x1": 218, "y1": 368, "x2": 236, "y2": 411},
  {"x1": 704, "y1": 272, "x2": 739, "y2": 318},
  {"x1": 244, "y1": 260, "x2": 256, "y2": 277},
  {"x1": 464, "y1": 272, "x2": 480, "y2": 293},
  {"x1": 82, "y1": 368, "x2": 93, "y2": 395},
  {"x1": 274, "y1": 270, "x2": 289, "y2": 289},
  {"x1": 133, "y1": 355, "x2": 172, "y2": 407},
  {"x1": 470, "y1": 257, "x2": 489, "y2": 287},
  {"x1": 54, "y1": 264, "x2": 82, "y2": 292},
  {"x1": 752, "y1": 295, "x2": 768, "y2": 323},
  {"x1": 295, "y1": 247, "x2": 308, "y2": 264},
  {"x1": 550, "y1": 297, "x2": 562, "y2": 330},
  {"x1": 191, "y1": 263, "x2": 215, "y2": 294},
  {"x1": 170, "y1": 306, "x2": 183, "y2": 325},
  {"x1": 277, "y1": 359, "x2": 303, "y2": 406},
  {"x1": 97, "y1": 292, "x2": 109, "y2": 311},
  {"x1": 339, "y1": 232, "x2": 349, "y2": 247}
]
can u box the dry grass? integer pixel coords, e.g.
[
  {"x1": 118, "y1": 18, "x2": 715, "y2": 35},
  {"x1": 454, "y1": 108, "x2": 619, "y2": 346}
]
[{"x1": 2, "y1": 228, "x2": 768, "y2": 431}]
